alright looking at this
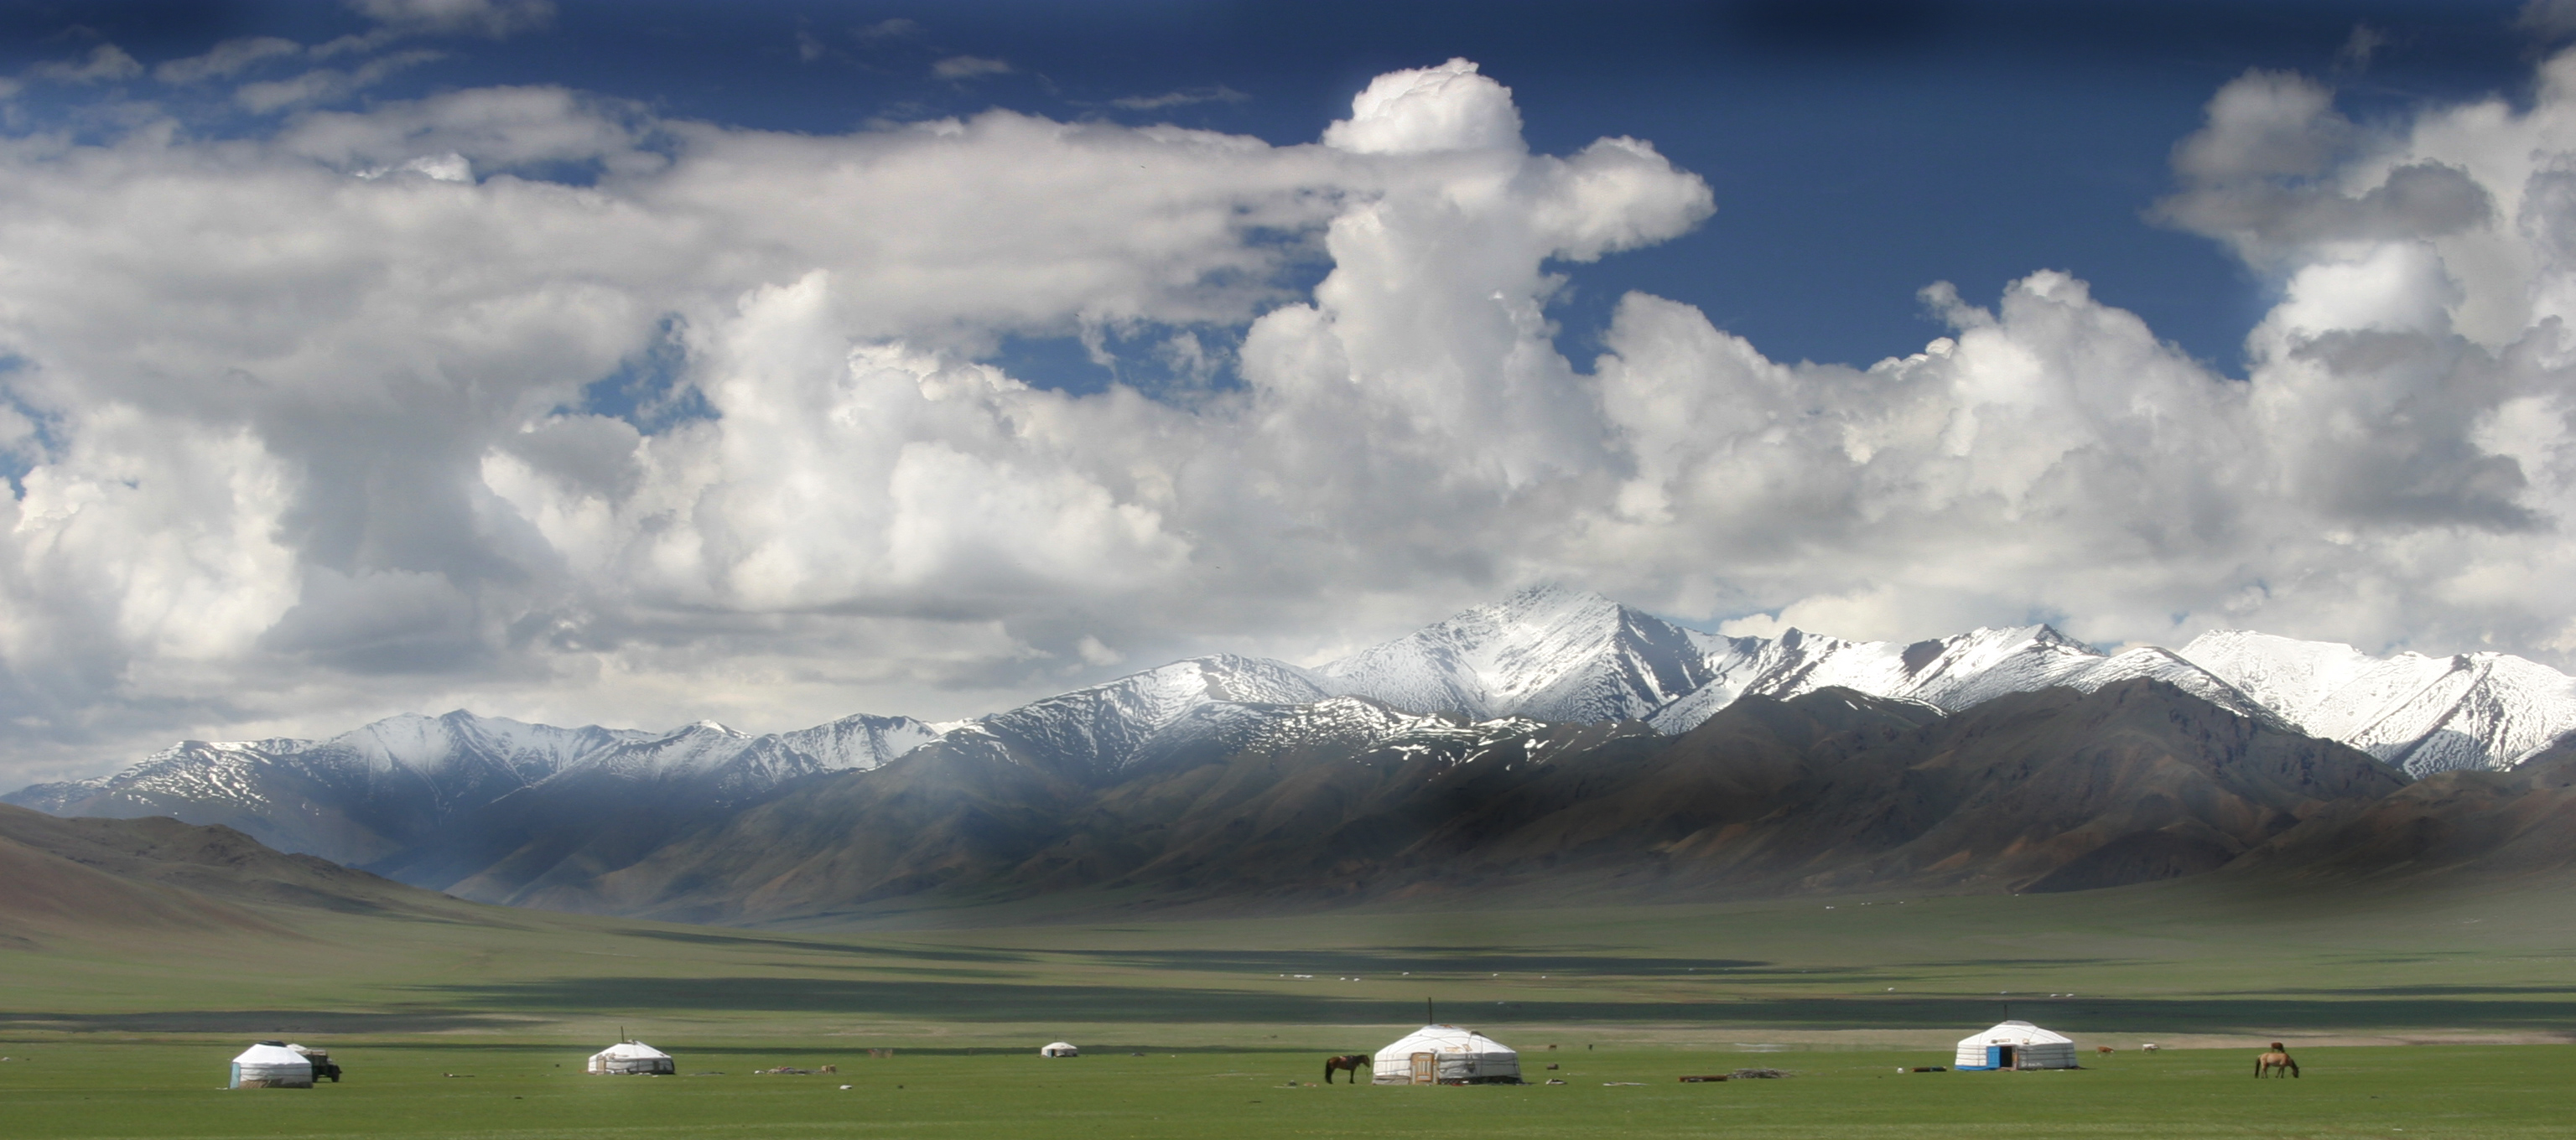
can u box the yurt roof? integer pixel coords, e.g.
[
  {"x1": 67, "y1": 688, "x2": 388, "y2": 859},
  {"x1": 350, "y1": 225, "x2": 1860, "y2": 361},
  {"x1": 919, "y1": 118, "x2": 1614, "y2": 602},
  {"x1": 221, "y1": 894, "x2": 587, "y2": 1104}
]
[
  {"x1": 1957, "y1": 1020, "x2": 2073, "y2": 1046},
  {"x1": 1042, "y1": 1042, "x2": 1077, "y2": 1050},
  {"x1": 231, "y1": 1043, "x2": 311, "y2": 1066},
  {"x1": 590, "y1": 1041, "x2": 672, "y2": 1060},
  {"x1": 1377, "y1": 1024, "x2": 1514, "y2": 1057}
]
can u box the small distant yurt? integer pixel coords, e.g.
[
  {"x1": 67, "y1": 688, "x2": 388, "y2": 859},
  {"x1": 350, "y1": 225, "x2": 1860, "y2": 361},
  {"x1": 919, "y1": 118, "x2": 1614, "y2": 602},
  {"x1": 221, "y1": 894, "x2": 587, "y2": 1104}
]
[
  {"x1": 1954, "y1": 1021, "x2": 2078, "y2": 1070},
  {"x1": 1039, "y1": 1042, "x2": 1079, "y2": 1058},
  {"x1": 1372, "y1": 1024, "x2": 1520, "y2": 1085},
  {"x1": 230, "y1": 1041, "x2": 314, "y2": 1089},
  {"x1": 587, "y1": 1040, "x2": 675, "y2": 1075}
]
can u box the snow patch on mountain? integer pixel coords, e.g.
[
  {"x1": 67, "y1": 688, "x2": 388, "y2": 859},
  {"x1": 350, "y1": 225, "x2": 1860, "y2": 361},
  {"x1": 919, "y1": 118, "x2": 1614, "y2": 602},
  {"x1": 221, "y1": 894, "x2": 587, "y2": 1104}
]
[
  {"x1": 1644, "y1": 624, "x2": 2265, "y2": 733},
  {"x1": 972, "y1": 654, "x2": 1332, "y2": 777},
  {"x1": 1, "y1": 706, "x2": 946, "y2": 845},
  {"x1": 2182, "y1": 630, "x2": 2576, "y2": 775},
  {"x1": 1315, "y1": 584, "x2": 1713, "y2": 723}
]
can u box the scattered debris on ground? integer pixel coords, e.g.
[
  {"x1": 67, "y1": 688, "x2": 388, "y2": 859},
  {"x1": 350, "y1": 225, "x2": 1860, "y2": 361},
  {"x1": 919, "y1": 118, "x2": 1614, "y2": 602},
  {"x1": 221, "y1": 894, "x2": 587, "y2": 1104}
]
[{"x1": 1730, "y1": 1068, "x2": 1789, "y2": 1079}]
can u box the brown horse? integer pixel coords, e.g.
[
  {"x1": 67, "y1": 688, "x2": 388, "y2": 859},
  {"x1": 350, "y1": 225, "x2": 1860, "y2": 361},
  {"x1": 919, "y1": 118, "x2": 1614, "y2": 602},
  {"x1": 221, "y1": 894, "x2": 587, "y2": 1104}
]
[
  {"x1": 1323, "y1": 1054, "x2": 1371, "y2": 1084},
  {"x1": 2254, "y1": 1043, "x2": 2298, "y2": 1079}
]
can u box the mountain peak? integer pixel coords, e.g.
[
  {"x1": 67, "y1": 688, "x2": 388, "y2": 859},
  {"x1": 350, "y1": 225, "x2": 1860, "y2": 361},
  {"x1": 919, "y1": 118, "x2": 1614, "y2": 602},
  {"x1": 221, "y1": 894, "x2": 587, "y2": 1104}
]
[{"x1": 1315, "y1": 588, "x2": 1710, "y2": 723}]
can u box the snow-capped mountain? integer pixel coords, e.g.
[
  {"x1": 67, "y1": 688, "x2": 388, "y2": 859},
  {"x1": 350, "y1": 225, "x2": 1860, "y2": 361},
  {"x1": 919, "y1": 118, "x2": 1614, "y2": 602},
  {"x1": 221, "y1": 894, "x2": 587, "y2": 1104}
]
[
  {"x1": 1644, "y1": 624, "x2": 2271, "y2": 733},
  {"x1": 1, "y1": 707, "x2": 944, "y2": 868},
  {"x1": 2180, "y1": 631, "x2": 2576, "y2": 777},
  {"x1": 19, "y1": 586, "x2": 2576, "y2": 900},
  {"x1": 962, "y1": 654, "x2": 1332, "y2": 779},
  {"x1": 1303, "y1": 585, "x2": 2267, "y2": 738},
  {"x1": 1313, "y1": 584, "x2": 1719, "y2": 723}
]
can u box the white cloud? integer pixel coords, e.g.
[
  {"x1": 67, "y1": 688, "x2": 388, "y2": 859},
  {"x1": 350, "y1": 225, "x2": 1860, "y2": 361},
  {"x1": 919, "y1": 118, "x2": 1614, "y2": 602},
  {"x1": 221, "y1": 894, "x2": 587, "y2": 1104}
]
[
  {"x1": 235, "y1": 50, "x2": 441, "y2": 115},
  {"x1": 1, "y1": 51, "x2": 2574, "y2": 783},
  {"x1": 1322, "y1": 59, "x2": 1521, "y2": 156},
  {"x1": 155, "y1": 37, "x2": 304, "y2": 85},
  {"x1": 932, "y1": 55, "x2": 1012, "y2": 81},
  {"x1": 348, "y1": 0, "x2": 555, "y2": 39},
  {"x1": 25, "y1": 44, "x2": 143, "y2": 86}
]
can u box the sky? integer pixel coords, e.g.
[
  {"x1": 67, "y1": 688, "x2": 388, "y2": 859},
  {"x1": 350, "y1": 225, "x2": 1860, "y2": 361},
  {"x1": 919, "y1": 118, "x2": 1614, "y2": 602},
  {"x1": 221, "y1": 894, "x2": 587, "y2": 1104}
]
[{"x1": 0, "y1": 0, "x2": 2568, "y2": 781}]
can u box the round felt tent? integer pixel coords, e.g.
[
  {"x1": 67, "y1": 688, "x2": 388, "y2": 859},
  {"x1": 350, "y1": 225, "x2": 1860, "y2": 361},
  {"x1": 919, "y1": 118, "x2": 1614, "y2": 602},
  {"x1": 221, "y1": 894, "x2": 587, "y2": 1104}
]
[
  {"x1": 586, "y1": 1040, "x2": 675, "y2": 1075},
  {"x1": 1954, "y1": 1020, "x2": 2077, "y2": 1070},
  {"x1": 1371, "y1": 1024, "x2": 1520, "y2": 1085},
  {"x1": 230, "y1": 1041, "x2": 314, "y2": 1089},
  {"x1": 1039, "y1": 1042, "x2": 1079, "y2": 1057}
]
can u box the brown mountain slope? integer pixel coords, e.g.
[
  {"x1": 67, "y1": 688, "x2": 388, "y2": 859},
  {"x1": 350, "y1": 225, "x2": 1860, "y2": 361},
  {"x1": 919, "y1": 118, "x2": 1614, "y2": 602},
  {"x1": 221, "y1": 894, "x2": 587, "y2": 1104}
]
[
  {"x1": 522, "y1": 680, "x2": 2412, "y2": 925},
  {"x1": 0, "y1": 803, "x2": 470, "y2": 922},
  {"x1": 0, "y1": 832, "x2": 285, "y2": 947},
  {"x1": 2223, "y1": 744, "x2": 2576, "y2": 884}
]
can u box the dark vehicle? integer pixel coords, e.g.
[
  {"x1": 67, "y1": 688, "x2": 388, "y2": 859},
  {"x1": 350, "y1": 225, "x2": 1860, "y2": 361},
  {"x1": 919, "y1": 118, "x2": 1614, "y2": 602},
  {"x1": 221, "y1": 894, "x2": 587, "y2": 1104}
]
[{"x1": 288, "y1": 1044, "x2": 342, "y2": 1082}]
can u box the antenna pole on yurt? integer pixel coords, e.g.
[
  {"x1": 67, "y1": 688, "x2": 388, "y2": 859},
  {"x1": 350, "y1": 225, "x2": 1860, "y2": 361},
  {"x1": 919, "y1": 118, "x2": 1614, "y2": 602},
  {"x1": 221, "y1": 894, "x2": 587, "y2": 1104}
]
[{"x1": 1426, "y1": 998, "x2": 1434, "y2": 1026}]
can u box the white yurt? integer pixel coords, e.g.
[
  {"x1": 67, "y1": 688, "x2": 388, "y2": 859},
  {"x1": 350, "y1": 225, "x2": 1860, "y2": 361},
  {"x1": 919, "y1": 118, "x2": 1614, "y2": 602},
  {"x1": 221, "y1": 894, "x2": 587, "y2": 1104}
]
[
  {"x1": 586, "y1": 1040, "x2": 675, "y2": 1075},
  {"x1": 1372, "y1": 1024, "x2": 1520, "y2": 1085},
  {"x1": 1954, "y1": 1021, "x2": 2078, "y2": 1070},
  {"x1": 1039, "y1": 1042, "x2": 1079, "y2": 1058},
  {"x1": 230, "y1": 1041, "x2": 314, "y2": 1089}
]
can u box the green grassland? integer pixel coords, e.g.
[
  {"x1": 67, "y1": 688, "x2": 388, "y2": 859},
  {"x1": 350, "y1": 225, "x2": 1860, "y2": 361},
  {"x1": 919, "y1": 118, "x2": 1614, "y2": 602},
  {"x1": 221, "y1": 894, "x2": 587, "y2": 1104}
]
[
  {"x1": 4, "y1": 870, "x2": 2573, "y2": 1137},
  {"x1": 2, "y1": 1043, "x2": 2568, "y2": 1139}
]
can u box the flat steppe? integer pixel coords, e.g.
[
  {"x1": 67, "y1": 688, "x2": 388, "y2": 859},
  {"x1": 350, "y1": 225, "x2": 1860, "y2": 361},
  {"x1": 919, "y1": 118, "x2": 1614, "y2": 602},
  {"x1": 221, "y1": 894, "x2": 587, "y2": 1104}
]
[{"x1": 5, "y1": 868, "x2": 2571, "y2": 1137}]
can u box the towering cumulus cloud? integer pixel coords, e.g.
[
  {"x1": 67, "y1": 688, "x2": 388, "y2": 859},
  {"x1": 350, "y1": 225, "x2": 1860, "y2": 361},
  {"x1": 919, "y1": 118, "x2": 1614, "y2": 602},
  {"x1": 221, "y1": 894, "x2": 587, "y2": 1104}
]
[{"x1": 0, "y1": 52, "x2": 2568, "y2": 778}]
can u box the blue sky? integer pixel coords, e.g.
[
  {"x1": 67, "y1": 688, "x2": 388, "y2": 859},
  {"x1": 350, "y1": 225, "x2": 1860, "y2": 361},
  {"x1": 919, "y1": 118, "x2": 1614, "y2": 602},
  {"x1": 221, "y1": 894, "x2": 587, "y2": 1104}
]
[{"x1": 0, "y1": 0, "x2": 2570, "y2": 777}]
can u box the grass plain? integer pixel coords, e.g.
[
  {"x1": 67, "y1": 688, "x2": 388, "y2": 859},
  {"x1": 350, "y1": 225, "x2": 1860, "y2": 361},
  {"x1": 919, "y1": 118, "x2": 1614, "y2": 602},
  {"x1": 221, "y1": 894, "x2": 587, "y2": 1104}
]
[
  {"x1": 5, "y1": 1041, "x2": 2572, "y2": 1140},
  {"x1": 4, "y1": 869, "x2": 2573, "y2": 1137}
]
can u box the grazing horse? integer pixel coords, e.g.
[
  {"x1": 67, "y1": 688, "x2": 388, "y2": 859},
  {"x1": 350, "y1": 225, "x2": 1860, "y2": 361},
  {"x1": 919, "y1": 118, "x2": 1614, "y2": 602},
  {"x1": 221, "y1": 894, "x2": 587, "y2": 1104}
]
[
  {"x1": 1323, "y1": 1054, "x2": 1371, "y2": 1084},
  {"x1": 2095, "y1": 1047, "x2": 2115, "y2": 1057},
  {"x1": 2254, "y1": 1044, "x2": 2298, "y2": 1079}
]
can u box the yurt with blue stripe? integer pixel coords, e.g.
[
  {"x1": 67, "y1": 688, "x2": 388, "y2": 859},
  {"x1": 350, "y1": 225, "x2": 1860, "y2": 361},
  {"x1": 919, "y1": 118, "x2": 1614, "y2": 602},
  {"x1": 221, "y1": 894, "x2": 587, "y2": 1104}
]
[{"x1": 1953, "y1": 1021, "x2": 2077, "y2": 1070}]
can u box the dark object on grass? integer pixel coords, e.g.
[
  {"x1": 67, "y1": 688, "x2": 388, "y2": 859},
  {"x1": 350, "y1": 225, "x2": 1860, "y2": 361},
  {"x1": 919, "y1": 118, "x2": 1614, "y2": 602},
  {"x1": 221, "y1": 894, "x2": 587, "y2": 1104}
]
[
  {"x1": 1678, "y1": 1075, "x2": 1729, "y2": 1083},
  {"x1": 1730, "y1": 1068, "x2": 1788, "y2": 1079},
  {"x1": 298, "y1": 1049, "x2": 341, "y2": 1082},
  {"x1": 2255, "y1": 1044, "x2": 2299, "y2": 1079},
  {"x1": 1545, "y1": 1063, "x2": 1559, "y2": 1070},
  {"x1": 1910, "y1": 1066, "x2": 1946, "y2": 1073},
  {"x1": 1323, "y1": 1054, "x2": 1371, "y2": 1084}
]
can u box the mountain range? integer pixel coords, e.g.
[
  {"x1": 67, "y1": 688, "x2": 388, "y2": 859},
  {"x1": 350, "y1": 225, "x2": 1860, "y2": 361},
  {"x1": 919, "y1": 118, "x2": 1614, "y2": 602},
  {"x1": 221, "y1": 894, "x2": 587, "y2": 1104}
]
[{"x1": 10, "y1": 585, "x2": 2576, "y2": 920}]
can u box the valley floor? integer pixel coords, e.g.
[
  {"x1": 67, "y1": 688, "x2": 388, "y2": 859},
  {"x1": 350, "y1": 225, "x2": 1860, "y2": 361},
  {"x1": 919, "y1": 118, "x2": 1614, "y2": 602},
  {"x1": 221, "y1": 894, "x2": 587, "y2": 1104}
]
[
  {"x1": 4, "y1": 872, "x2": 2573, "y2": 1136},
  {"x1": 1, "y1": 1042, "x2": 2568, "y2": 1139}
]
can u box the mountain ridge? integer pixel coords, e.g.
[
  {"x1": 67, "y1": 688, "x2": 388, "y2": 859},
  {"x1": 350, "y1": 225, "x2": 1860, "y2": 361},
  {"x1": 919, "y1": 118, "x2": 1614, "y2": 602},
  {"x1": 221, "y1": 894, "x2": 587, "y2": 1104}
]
[{"x1": 11, "y1": 588, "x2": 2575, "y2": 904}]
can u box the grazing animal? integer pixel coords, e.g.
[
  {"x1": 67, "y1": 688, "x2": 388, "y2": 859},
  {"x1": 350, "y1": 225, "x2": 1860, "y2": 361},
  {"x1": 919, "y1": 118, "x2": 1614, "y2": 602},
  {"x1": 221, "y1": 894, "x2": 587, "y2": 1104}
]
[
  {"x1": 2142, "y1": 1044, "x2": 2158, "y2": 1053},
  {"x1": 2095, "y1": 1046, "x2": 2114, "y2": 1056},
  {"x1": 1323, "y1": 1054, "x2": 1371, "y2": 1084},
  {"x1": 2254, "y1": 1044, "x2": 2298, "y2": 1079}
]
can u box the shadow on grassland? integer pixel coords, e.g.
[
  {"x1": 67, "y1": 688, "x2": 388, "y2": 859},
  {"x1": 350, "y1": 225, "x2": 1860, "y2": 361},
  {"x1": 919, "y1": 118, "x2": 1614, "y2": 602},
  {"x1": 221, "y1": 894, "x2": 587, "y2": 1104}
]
[
  {"x1": 408, "y1": 977, "x2": 2576, "y2": 1032},
  {"x1": 621, "y1": 929, "x2": 1033, "y2": 963},
  {"x1": 1045, "y1": 949, "x2": 1779, "y2": 976},
  {"x1": 0, "y1": 1009, "x2": 525, "y2": 1034}
]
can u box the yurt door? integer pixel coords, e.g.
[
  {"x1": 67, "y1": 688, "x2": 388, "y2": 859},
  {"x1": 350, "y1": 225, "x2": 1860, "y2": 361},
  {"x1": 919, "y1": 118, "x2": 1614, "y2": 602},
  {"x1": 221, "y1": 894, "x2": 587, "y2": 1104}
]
[
  {"x1": 1996, "y1": 1044, "x2": 2018, "y2": 1069},
  {"x1": 1411, "y1": 1052, "x2": 1436, "y2": 1085}
]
